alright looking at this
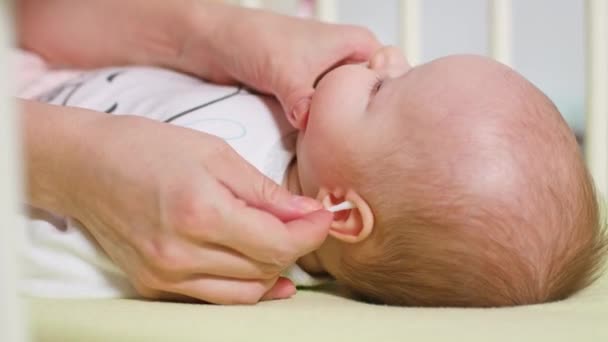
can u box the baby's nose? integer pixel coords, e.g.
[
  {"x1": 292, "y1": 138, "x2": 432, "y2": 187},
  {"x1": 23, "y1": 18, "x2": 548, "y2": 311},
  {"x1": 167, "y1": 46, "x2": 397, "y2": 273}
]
[{"x1": 369, "y1": 46, "x2": 411, "y2": 77}]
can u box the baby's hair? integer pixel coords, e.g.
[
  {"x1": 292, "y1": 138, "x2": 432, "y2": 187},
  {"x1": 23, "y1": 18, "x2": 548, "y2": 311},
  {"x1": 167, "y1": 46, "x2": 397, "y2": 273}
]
[
  {"x1": 338, "y1": 174, "x2": 607, "y2": 306},
  {"x1": 334, "y1": 64, "x2": 608, "y2": 307}
]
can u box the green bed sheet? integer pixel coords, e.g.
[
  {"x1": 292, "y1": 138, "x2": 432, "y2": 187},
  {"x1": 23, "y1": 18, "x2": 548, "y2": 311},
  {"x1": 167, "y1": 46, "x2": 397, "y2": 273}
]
[{"x1": 26, "y1": 273, "x2": 607, "y2": 342}]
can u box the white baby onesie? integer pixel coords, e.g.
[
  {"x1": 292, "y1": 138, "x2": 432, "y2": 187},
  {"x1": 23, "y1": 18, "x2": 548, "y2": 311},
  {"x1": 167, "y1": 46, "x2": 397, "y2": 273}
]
[{"x1": 18, "y1": 64, "x2": 325, "y2": 298}]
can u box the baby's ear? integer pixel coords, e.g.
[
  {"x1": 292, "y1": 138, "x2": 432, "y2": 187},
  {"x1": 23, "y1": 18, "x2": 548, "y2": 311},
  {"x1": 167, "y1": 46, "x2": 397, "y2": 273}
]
[{"x1": 317, "y1": 188, "x2": 375, "y2": 243}]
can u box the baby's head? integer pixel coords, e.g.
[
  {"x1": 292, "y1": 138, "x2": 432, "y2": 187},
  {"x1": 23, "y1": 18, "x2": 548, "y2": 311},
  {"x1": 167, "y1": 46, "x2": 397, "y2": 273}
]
[{"x1": 295, "y1": 48, "x2": 607, "y2": 307}]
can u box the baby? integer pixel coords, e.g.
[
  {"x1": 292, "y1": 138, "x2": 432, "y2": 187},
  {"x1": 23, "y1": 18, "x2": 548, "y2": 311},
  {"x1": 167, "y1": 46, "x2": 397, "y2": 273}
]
[
  {"x1": 295, "y1": 48, "x2": 607, "y2": 306},
  {"x1": 19, "y1": 47, "x2": 607, "y2": 307}
]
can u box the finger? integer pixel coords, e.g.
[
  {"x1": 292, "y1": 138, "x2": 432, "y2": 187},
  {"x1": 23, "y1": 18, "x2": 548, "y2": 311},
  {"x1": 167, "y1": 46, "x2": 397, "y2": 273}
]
[
  {"x1": 280, "y1": 30, "x2": 381, "y2": 127},
  {"x1": 131, "y1": 281, "x2": 164, "y2": 300},
  {"x1": 284, "y1": 209, "x2": 333, "y2": 256},
  {"x1": 168, "y1": 275, "x2": 278, "y2": 305},
  {"x1": 139, "y1": 237, "x2": 281, "y2": 280},
  {"x1": 369, "y1": 45, "x2": 411, "y2": 77},
  {"x1": 208, "y1": 151, "x2": 323, "y2": 220},
  {"x1": 283, "y1": 93, "x2": 312, "y2": 130},
  {"x1": 164, "y1": 177, "x2": 314, "y2": 265},
  {"x1": 278, "y1": 64, "x2": 337, "y2": 128},
  {"x1": 221, "y1": 207, "x2": 331, "y2": 265},
  {"x1": 261, "y1": 277, "x2": 296, "y2": 301},
  {"x1": 337, "y1": 25, "x2": 383, "y2": 62},
  {"x1": 218, "y1": 204, "x2": 294, "y2": 263},
  {"x1": 134, "y1": 286, "x2": 194, "y2": 303}
]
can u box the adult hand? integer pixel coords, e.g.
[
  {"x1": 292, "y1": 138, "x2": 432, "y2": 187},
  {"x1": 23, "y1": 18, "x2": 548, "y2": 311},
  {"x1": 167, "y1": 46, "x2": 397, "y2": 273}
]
[
  {"x1": 180, "y1": 3, "x2": 382, "y2": 129},
  {"x1": 24, "y1": 101, "x2": 332, "y2": 304},
  {"x1": 18, "y1": 0, "x2": 380, "y2": 129}
]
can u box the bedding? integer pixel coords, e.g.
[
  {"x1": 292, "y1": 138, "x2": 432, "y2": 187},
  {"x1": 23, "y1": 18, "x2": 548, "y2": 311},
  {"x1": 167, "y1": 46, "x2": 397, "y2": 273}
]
[{"x1": 26, "y1": 274, "x2": 608, "y2": 342}]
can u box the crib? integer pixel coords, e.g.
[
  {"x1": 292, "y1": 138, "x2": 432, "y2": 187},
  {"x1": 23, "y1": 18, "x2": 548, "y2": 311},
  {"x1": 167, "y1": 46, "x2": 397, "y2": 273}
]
[{"x1": 1, "y1": 1, "x2": 607, "y2": 341}]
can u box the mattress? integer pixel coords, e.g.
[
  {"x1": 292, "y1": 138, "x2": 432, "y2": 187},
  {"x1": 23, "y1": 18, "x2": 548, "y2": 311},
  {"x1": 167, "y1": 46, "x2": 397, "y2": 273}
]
[{"x1": 26, "y1": 273, "x2": 608, "y2": 342}]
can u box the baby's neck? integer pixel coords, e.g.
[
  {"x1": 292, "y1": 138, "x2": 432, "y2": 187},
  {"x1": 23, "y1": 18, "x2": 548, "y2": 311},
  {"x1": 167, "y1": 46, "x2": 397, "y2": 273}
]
[{"x1": 284, "y1": 158, "x2": 303, "y2": 196}]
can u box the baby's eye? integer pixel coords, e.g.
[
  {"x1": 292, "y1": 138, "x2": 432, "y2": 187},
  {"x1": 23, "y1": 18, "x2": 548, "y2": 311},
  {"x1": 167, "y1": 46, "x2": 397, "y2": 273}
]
[{"x1": 371, "y1": 79, "x2": 383, "y2": 95}]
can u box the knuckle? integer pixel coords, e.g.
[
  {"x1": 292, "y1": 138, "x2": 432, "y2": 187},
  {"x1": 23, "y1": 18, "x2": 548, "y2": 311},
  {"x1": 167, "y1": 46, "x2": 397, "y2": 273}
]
[
  {"x1": 164, "y1": 188, "x2": 220, "y2": 241},
  {"x1": 259, "y1": 264, "x2": 281, "y2": 279},
  {"x1": 342, "y1": 25, "x2": 374, "y2": 39},
  {"x1": 233, "y1": 284, "x2": 267, "y2": 305},
  {"x1": 340, "y1": 26, "x2": 378, "y2": 52},
  {"x1": 267, "y1": 245, "x2": 295, "y2": 267},
  {"x1": 257, "y1": 176, "x2": 284, "y2": 204},
  {"x1": 139, "y1": 236, "x2": 183, "y2": 273},
  {"x1": 195, "y1": 204, "x2": 224, "y2": 241},
  {"x1": 132, "y1": 267, "x2": 163, "y2": 290},
  {"x1": 204, "y1": 138, "x2": 234, "y2": 161},
  {"x1": 165, "y1": 189, "x2": 204, "y2": 231},
  {"x1": 132, "y1": 282, "x2": 161, "y2": 299},
  {"x1": 359, "y1": 27, "x2": 377, "y2": 42}
]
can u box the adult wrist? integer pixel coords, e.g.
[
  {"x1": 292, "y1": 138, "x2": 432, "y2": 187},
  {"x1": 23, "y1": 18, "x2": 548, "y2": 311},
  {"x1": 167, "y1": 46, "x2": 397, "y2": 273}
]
[
  {"x1": 21, "y1": 100, "x2": 105, "y2": 217},
  {"x1": 177, "y1": 1, "x2": 269, "y2": 83},
  {"x1": 169, "y1": 1, "x2": 234, "y2": 79}
]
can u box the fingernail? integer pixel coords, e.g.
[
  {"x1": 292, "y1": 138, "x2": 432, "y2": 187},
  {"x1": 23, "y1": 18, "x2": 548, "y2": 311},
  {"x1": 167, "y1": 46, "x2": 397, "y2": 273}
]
[
  {"x1": 290, "y1": 98, "x2": 310, "y2": 124},
  {"x1": 371, "y1": 52, "x2": 385, "y2": 70},
  {"x1": 273, "y1": 278, "x2": 297, "y2": 300},
  {"x1": 273, "y1": 288, "x2": 296, "y2": 301},
  {"x1": 283, "y1": 286, "x2": 297, "y2": 298},
  {"x1": 288, "y1": 196, "x2": 323, "y2": 213}
]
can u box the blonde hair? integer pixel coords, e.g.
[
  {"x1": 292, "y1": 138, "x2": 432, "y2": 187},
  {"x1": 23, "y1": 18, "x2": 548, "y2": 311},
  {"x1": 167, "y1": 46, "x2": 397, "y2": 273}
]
[
  {"x1": 336, "y1": 78, "x2": 608, "y2": 307},
  {"x1": 339, "y1": 174, "x2": 607, "y2": 306}
]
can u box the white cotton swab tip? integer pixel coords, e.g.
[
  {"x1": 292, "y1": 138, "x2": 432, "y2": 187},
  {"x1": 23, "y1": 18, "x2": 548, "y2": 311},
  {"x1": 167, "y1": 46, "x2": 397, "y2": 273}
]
[{"x1": 326, "y1": 200, "x2": 356, "y2": 213}]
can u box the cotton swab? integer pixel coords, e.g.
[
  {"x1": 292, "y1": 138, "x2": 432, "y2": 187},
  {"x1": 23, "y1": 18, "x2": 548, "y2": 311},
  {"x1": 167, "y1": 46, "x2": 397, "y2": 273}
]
[{"x1": 326, "y1": 200, "x2": 356, "y2": 213}]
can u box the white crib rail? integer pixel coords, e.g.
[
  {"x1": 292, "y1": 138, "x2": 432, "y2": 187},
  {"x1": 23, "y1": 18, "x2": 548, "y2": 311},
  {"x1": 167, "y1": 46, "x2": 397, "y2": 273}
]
[
  {"x1": 0, "y1": 2, "x2": 26, "y2": 341},
  {"x1": 586, "y1": 0, "x2": 608, "y2": 196},
  {"x1": 400, "y1": 0, "x2": 421, "y2": 66},
  {"x1": 489, "y1": 0, "x2": 512, "y2": 65},
  {"x1": 315, "y1": 0, "x2": 337, "y2": 23},
  {"x1": 239, "y1": 0, "x2": 261, "y2": 8}
]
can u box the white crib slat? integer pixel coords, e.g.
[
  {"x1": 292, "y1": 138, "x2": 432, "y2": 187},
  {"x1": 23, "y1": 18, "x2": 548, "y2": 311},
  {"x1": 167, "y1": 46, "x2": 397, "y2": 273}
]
[
  {"x1": 239, "y1": 0, "x2": 262, "y2": 8},
  {"x1": 0, "y1": 2, "x2": 26, "y2": 341},
  {"x1": 586, "y1": 0, "x2": 608, "y2": 196},
  {"x1": 399, "y1": 0, "x2": 421, "y2": 66},
  {"x1": 315, "y1": 0, "x2": 337, "y2": 23},
  {"x1": 489, "y1": 0, "x2": 512, "y2": 65}
]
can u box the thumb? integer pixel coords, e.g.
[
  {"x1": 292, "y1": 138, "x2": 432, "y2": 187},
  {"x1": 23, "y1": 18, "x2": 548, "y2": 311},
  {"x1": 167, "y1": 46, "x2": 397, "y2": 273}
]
[
  {"x1": 250, "y1": 176, "x2": 323, "y2": 221},
  {"x1": 212, "y1": 150, "x2": 323, "y2": 220},
  {"x1": 278, "y1": 87, "x2": 314, "y2": 130}
]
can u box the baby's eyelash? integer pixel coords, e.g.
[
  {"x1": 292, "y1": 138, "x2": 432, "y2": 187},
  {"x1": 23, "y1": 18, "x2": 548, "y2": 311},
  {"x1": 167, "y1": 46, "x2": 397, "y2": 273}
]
[{"x1": 370, "y1": 76, "x2": 383, "y2": 95}]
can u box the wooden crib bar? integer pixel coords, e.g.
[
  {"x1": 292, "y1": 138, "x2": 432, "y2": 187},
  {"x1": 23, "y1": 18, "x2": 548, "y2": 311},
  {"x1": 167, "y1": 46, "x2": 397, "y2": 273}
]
[
  {"x1": 238, "y1": 0, "x2": 261, "y2": 8},
  {"x1": 0, "y1": 1, "x2": 26, "y2": 340},
  {"x1": 315, "y1": 0, "x2": 337, "y2": 23},
  {"x1": 489, "y1": 0, "x2": 512, "y2": 65},
  {"x1": 586, "y1": 0, "x2": 608, "y2": 196},
  {"x1": 399, "y1": 0, "x2": 421, "y2": 66}
]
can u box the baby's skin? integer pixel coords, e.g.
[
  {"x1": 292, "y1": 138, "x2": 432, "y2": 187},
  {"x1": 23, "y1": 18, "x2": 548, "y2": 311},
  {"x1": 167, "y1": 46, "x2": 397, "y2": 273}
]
[{"x1": 288, "y1": 47, "x2": 605, "y2": 306}]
